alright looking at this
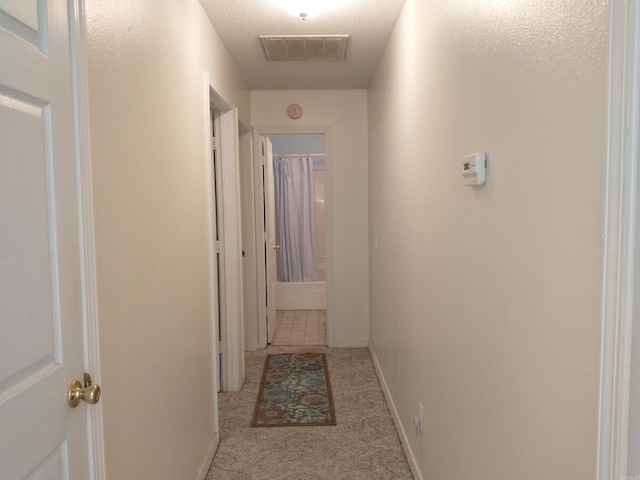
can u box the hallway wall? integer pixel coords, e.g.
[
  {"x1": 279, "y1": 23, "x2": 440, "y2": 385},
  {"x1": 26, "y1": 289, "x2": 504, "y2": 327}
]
[
  {"x1": 85, "y1": 1, "x2": 250, "y2": 478},
  {"x1": 367, "y1": 1, "x2": 607, "y2": 479},
  {"x1": 252, "y1": 90, "x2": 369, "y2": 346}
]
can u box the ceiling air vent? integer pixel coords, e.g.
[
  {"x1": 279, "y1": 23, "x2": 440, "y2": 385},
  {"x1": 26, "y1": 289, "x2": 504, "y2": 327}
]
[{"x1": 259, "y1": 35, "x2": 349, "y2": 61}]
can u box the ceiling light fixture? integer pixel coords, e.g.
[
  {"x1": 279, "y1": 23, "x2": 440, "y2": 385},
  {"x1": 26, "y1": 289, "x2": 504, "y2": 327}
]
[{"x1": 274, "y1": 0, "x2": 349, "y2": 20}]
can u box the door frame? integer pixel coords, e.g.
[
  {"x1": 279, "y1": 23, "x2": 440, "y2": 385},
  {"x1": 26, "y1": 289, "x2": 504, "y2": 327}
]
[
  {"x1": 72, "y1": 1, "x2": 105, "y2": 477},
  {"x1": 598, "y1": 1, "x2": 640, "y2": 478},
  {"x1": 205, "y1": 73, "x2": 245, "y2": 393},
  {"x1": 251, "y1": 126, "x2": 335, "y2": 348},
  {"x1": 262, "y1": 137, "x2": 277, "y2": 344}
]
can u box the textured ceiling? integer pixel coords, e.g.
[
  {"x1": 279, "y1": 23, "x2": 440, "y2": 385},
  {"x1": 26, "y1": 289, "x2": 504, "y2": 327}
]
[{"x1": 199, "y1": 0, "x2": 406, "y2": 90}]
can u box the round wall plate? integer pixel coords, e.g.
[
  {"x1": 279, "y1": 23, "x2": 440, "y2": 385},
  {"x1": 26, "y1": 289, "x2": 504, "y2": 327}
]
[{"x1": 287, "y1": 103, "x2": 303, "y2": 119}]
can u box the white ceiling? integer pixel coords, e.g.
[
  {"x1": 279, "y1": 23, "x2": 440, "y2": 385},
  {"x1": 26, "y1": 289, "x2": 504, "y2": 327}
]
[{"x1": 198, "y1": 0, "x2": 406, "y2": 90}]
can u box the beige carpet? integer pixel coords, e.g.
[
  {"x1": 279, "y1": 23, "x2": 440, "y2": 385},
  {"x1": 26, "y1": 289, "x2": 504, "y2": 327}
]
[{"x1": 206, "y1": 346, "x2": 414, "y2": 480}]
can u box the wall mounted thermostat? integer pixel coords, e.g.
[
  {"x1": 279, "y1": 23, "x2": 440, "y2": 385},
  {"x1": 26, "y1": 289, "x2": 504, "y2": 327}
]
[{"x1": 462, "y1": 152, "x2": 486, "y2": 186}]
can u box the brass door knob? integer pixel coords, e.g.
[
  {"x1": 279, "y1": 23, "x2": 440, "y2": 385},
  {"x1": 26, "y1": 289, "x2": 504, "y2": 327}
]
[
  {"x1": 68, "y1": 379, "x2": 101, "y2": 408},
  {"x1": 272, "y1": 244, "x2": 280, "y2": 249}
]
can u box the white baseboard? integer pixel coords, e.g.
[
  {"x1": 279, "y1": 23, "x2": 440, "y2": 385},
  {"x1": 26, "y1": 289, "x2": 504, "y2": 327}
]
[
  {"x1": 196, "y1": 433, "x2": 219, "y2": 480},
  {"x1": 368, "y1": 344, "x2": 423, "y2": 480},
  {"x1": 334, "y1": 340, "x2": 369, "y2": 348}
]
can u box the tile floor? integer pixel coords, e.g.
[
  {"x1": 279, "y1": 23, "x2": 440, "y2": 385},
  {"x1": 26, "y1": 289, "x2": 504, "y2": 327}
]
[{"x1": 270, "y1": 309, "x2": 327, "y2": 346}]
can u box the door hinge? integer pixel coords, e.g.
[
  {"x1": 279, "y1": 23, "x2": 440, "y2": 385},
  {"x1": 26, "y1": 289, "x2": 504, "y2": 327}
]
[
  {"x1": 261, "y1": 141, "x2": 264, "y2": 155},
  {"x1": 216, "y1": 240, "x2": 223, "y2": 254},
  {"x1": 212, "y1": 137, "x2": 217, "y2": 151},
  {"x1": 218, "y1": 341, "x2": 224, "y2": 354}
]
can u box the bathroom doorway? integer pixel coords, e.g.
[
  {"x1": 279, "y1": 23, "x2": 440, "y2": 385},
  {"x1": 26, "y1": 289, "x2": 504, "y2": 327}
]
[
  {"x1": 270, "y1": 135, "x2": 326, "y2": 345},
  {"x1": 262, "y1": 134, "x2": 328, "y2": 346}
]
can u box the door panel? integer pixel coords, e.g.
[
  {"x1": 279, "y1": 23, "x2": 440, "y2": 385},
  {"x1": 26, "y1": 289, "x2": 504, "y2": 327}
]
[
  {"x1": 0, "y1": 95, "x2": 58, "y2": 390},
  {"x1": 0, "y1": 0, "x2": 92, "y2": 478},
  {"x1": 210, "y1": 110, "x2": 223, "y2": 392},
  {"x1": 23, "y1": 446, "x2": 69, "y2": 480},
  {"x1": 264, "y1": 138, "x2": 277, "y2": 343},
  {"x1": 0, "y1": 0, "x2": 43, "y2": 48}
]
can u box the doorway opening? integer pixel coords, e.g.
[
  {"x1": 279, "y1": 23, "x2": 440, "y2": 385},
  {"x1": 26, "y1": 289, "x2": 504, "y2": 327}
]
[
  {"x1": 268, "y1": 135, "x2": 326, "y2": 346},
  {"x1": 205, "y1": 75, "x2": 245, "y2": 397},
  {"x1": 252, "y1": 128, "x2": 334, "y2": 349}
]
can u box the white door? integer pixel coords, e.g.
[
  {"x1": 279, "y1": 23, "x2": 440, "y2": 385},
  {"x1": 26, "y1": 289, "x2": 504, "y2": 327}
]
[
  {"x1": 263, "y1": 137, "x2": 277, "y2": 343},
  {"x1": 0, "y1": 1, "x2": 95, "y2": 478},
  {"x1": 210, "y1": 109, "x2": 223, "y2": 391}
]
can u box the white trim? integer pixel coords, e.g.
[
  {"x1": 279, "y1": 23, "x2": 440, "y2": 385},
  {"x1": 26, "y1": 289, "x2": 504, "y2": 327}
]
[
  {"x1": 213, "y1": 111, "x2": 229, "y2": 391},
  {"x1": 251, "y1": 126, "x2": 335, "y2": 348},
  {"x1": 219, "y1": 107, "x2": 245, "y2": 391},
  {"x1": 240, "y1": 131, "x2": 259, "y2": 352},
  {"x1": 208, "y1": 76, "x2": 234, "y2": 112},
  {"x1": 206, "y1": 73, "x2": 245, "y2": 392},
  {"x1": 252, "y1": 134, "x2": 268, "y2": 347},
  {"x1": 203, "y1": 74, "x2": 220, "y2": 432},
  {"x1": 333, "y1": 340, "x2": 368, "y2": 348},
  {"x1": 598, "y1": 1, "x2": 640, "y2": 478},
  {"x1": 196, "y1": 433, "x2": 219, "y2": 480},
  {"x1": 70, "y1": 1, "x2": 105, "y2": 478},
  {"x1": 368, "y1": 344, "x2": 423, "y2": 480}
]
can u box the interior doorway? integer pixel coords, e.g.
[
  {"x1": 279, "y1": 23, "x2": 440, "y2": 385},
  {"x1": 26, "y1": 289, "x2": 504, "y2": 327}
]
[
  {"x1": 252, "y1": 127, "x2": 334, "y2": 349},
  {"x1": 0, "y1": 1, "x2": 104, "y2": 476},
  {"x1": 266, "y1": 135, "x2": 327, "y2": 346},
  {"x1": 205, "y1": 75, "x2": 245, "y2": 394}
]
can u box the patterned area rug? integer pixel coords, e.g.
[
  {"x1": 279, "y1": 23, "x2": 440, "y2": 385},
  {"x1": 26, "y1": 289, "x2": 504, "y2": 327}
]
[
  {"x1": 251, "y1": 353, "x2": 336, "y2": 427},
  {"x1": 207, "y1": 347, "x2": 413, "y2": 479}
]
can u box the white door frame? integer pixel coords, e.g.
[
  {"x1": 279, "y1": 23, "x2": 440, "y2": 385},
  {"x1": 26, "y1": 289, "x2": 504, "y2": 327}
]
[
  {"x1": 262, "y1": 137, "x2": 277, "y2": 344},
  {"x1": 239, "y1": 129, "x2": 259, "y2": 352},
  {"x1": 251, "y1": 126, "x2": 335, "y2": 348},
  {"x1": 205, "y1": 74, "x2": 245, "y2": 393},
  {"x1": 73, "y1": 1, "x2": 105, "y2": 477},
  {"x1": 598, "y1": 1, "x2": 640, "y2": 478}
]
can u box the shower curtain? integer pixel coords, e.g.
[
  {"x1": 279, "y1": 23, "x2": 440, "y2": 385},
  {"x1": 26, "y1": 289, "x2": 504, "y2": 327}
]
[{"x1": 273, "y1": 155, "x2": 318, "y2": 282}]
